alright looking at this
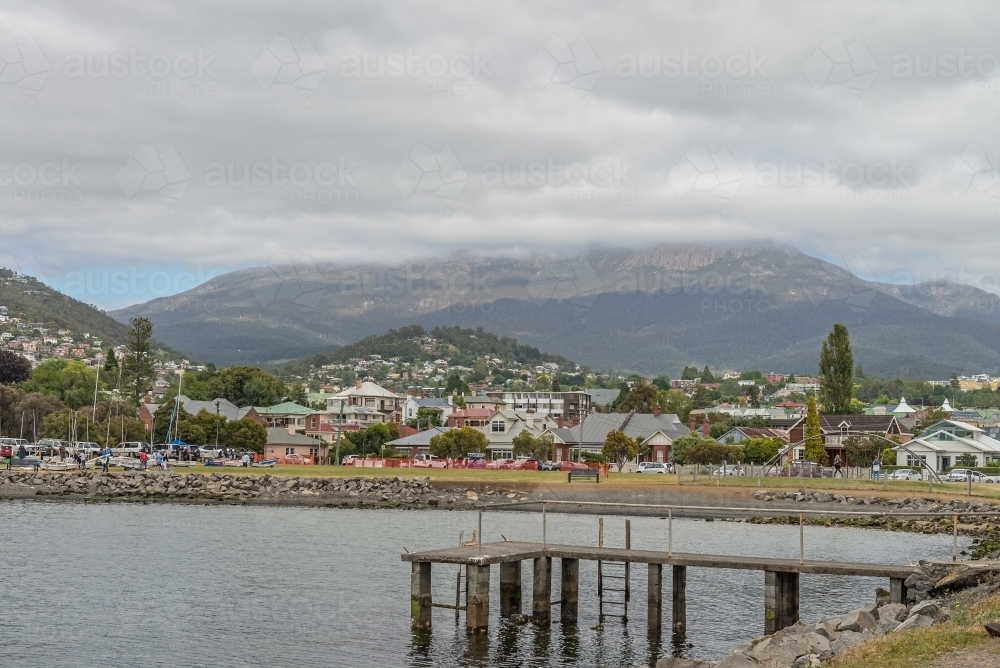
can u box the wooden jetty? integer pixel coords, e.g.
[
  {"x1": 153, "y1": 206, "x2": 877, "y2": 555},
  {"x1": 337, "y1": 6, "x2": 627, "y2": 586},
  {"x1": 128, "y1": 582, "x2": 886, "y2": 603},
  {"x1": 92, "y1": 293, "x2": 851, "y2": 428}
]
[{"x1": 402, "y1": 540, "x2": 918, "y2": 636}]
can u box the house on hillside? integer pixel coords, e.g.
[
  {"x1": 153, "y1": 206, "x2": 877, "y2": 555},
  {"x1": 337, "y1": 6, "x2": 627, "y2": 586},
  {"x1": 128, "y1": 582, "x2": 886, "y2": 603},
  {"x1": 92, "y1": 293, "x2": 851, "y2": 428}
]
[
  {"x1": 137, "y1": 396, "x2": 264, "y2": 432},
  {"x1": 718, "y1": 426, "x2": 790, "y2": 445},
  {"x1": 265, "y1": 426, "x2": 322, "y2": 461},
  {"x1": 785, "y1": 414, "x2": 910, "y2": 465},
  {"x1": 384, "y1": 426, "x2": 452, "y2": 457},
  {"x1": 254, "y1": 402, "x2": 314, "y2": 430},
  {"x1": 893, "y1": 420, "x2": 1000, "y2": 471},
  {"x1": 401, "y1": 395, "x2": 454, "y2": 424},
  {"x1": 476, "y1": 410, "x2": 560, "y2": 460},
  {"x1": 446, "y1": 408, "x2": 494, "y2": 428},
  {"x1": 545, "y1": 411, "x2": 690, "y2": 463},
  {"x1": 328, "y1": 379, "x2": 404, "y2": 422}
]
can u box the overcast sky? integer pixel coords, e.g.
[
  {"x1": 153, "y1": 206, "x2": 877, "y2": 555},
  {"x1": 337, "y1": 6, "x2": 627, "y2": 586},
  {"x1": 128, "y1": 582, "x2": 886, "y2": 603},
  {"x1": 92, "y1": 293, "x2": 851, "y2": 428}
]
[{"x1": 1, "y1": 0, "x2": 999, "y2": 308}]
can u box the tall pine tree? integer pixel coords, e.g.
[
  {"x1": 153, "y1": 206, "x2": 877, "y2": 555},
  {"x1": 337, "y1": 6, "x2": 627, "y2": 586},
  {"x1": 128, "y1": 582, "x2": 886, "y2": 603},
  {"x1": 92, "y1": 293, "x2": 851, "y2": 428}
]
[{"x1": 818, "y1": 323, "x2": 854, "y2": 414}]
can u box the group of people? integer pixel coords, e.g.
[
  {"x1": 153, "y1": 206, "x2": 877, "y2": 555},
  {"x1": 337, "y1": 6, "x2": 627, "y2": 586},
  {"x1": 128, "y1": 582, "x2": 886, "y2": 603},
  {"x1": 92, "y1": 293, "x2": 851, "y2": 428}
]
[{"x1": 832, "y1": 455, "x2": 882, "y2": 479}]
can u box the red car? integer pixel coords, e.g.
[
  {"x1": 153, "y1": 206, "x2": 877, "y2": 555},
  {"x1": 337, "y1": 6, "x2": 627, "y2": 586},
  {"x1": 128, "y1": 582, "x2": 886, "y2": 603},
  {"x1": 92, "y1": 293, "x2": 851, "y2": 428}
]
[{"x1": 0, "y1": 445, "x2": 12, "y2": 458}]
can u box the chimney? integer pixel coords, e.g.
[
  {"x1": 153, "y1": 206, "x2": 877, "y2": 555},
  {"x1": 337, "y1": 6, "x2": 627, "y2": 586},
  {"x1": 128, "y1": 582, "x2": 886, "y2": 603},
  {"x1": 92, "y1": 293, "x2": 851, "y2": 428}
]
[
  {"x1": 702, "y1": 417, "x2": 710, "y2": 438},
  {"x1": 653, "y1": 404, "x2": 660, "y2": 416},
  {"x1": 689, "y1": 415, "x2": 696, "y2": 432},
  {"x1": 418, "y1": 389, "x2": 424, "y2": 399},
  {"x1": 287, "y1": 424, "x2": 296, "y2": 435},
  {"x1": 356, "y1": 377, "x2": 362, "y2": 389}
]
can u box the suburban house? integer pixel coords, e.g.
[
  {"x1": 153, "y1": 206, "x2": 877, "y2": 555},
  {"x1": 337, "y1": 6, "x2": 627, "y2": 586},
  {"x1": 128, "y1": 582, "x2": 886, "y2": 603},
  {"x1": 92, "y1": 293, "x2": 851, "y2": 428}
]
[
  {"x1": 254, "y1": 402, "x2": 314, "y2": 429},
  {"x1": 328, "y1": 379, "x2": 404, "y2": 422},
  {"x1": 265, "y1": 426, "x2": 323, "y2": 461},
  {"x1": 475, "y1": 410, "x2": 559, "y2": 460},
  {"x1": 401, "y1": 395, "x2": 455, "y2": 424},
  {"x1": 786, "y1": 415, "x2": 910, "y2": 465},
  {"x1": 718, "y1": 426, "x2": 791, "y2": 444},
  {"x1": 445, "y1": 407, "x2": 494, "y2": 428},
  {"x1": 893, "y1": 420, "x2": 1000, "y2": 471},
  {"x1": 464, "y1": 396, "x2": 507, "y2": 412},
  {"x1": 385, "y1": 426, "x2": 451, "y2": 457},
  {"x1": 544, "y1": 411, "x2": 690, "y2": 463},
  {"x1": 485, "y1": 391, "x2": 591, "y2": 421},
  {"x1": 137, "y1": 395, "x2": 264, "y2": 431}
]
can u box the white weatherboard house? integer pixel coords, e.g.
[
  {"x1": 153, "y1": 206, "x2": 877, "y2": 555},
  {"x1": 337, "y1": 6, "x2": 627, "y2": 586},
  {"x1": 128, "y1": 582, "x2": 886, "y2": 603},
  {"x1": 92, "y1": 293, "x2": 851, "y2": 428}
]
[{"x1": 893, "y1": 420, "x2": 1000, "y2": 471}]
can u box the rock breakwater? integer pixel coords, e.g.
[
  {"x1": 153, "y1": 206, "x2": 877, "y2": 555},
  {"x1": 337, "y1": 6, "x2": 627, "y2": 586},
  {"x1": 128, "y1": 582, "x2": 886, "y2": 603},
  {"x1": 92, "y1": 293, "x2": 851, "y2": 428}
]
[{"x1": 0, "y1": 471, "x2": 530, "y2": 507}]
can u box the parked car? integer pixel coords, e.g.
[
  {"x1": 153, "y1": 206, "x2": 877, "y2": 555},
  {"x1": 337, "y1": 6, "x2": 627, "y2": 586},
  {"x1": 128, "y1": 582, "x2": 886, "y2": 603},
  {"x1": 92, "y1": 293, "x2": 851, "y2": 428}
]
[
  {"x1": 636, "y1": 462, "x2": 668, "y2": 474},
  {"x1": 887, "y1": 468, "x2": 922, "y2": 481},
  {"x1": 713, "y1": 464, "x2": 745, "y2": 476},
  {"x1": 537, "y1": 460, "x2": 560, "y2": 471},
  {"x1": 944, "y1": 469, "x2": 991, "y2": 483}
]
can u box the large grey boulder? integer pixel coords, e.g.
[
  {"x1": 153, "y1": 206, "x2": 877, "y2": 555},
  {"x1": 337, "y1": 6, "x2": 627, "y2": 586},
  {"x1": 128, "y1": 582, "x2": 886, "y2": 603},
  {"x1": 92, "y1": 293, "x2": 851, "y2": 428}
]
[
  {"x1": 877, "y1": 603, "x2": 907, "y2": 624},
  {"x1": 895, "y1": 614, "x2": 934, "y2": 631},
  {"x1": 716, "y1": 654, "x2": 757, "y2": 668},
  {"x1": 792, "y1": 655, "x2": 822, "y2": 668},
  {"x1": 836, "y1": 609, "x2": 877, "y2": 633},
  {"x1": 654, "y1": 658, "x2": 713, "y2": 668},
  {"x1": 830, "y1": 630, "x2": 866, "y2": 655},
  {"x1": 813, "y1": 619, "x2": 838, "y2": 640},
  {"x1": 907, "y1": 599, "x2": 948, "y2": 622},
  {"x1": 749, "y1": 629, "x2": 830, "y2": 665}
]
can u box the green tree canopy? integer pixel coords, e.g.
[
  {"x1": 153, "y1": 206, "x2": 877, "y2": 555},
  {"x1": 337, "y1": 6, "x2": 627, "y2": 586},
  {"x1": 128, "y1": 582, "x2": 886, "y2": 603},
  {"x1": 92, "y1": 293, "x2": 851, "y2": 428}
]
[
  {"x1": 618, "y1": 382, "x2": 659, "y2": 413},
  {"x1": 742, "y1": 437, "x2": 783, "y2": 464},
  {"x1": 21, "y1": 359, "x2": 104, "y2": 409},
  {"x1": 428, "y1": 427, "x2": 489, "y2": 459},
  {"x1": 818, "y1": 323, "x2": 854, "y2": 414},
  {"x1": 602, "y1": 430, "x2": 637, "y2": 472},
  {"x1": 843, "y1": 434, "x2": 884, "y2": 466},
  {"x1": 205, "y1": 366, "x2": 286, "y2": 407},
  {"x1": 658, "y1": 389, "x2": 693, "y2": 423},
  {"x1": 0, "y1": 350, "x2": 32, "y2": 385},
  {"x1": 222, "y1": 418, "x2": 267, "y2": 453},
  {"x1": 511, "y1": 431, "x2": 554, "y2": 460}
]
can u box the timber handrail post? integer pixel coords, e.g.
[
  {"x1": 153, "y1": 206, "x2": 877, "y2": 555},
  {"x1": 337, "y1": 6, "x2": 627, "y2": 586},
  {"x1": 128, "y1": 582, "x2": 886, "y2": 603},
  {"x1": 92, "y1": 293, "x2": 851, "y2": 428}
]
[
  {"x1": 542, "y1": 502, "x2": 547, "y2": 549},
  {"x1": 478, "y1": 507, "x2": 482, "y2": 554},
  {"x1": 668, "y1": 507, "x2": 673, "y2": 557},
  {"x1": 799, "y1": 512, "x2": 804, "y2": 565},
  {"x1": 953, "y1": 513, "x2": 958, "y2": 562}
]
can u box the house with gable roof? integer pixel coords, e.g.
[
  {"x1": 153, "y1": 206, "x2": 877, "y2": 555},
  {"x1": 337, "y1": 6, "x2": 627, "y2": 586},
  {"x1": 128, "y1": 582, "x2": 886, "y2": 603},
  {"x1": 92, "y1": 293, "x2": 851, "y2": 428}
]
[{"x1": 893, "y1": 419, "x2": 1000, "y2": 471}]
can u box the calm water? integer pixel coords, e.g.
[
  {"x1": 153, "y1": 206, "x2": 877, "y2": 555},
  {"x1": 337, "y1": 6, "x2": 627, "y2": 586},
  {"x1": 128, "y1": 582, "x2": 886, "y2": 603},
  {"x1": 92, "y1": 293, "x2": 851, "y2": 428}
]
[{"x1": 0, "y1": 502, "x2": 965, "y2": 667}]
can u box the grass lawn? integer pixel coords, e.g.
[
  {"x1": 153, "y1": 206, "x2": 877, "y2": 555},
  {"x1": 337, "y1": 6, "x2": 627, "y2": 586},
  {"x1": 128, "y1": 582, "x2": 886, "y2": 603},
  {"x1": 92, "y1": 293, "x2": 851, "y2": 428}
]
[{"x1": 832, "y1": 592, "x2": 1000, "y2": 668}]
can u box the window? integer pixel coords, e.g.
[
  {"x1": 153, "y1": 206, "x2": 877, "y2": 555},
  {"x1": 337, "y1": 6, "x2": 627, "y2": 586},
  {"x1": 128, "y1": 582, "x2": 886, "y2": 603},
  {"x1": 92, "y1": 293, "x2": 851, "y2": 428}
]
[
  {"x1": 285, "y1": 447, "x2": 295, "y2": 455},
  {"x1": 906, "y1": 454, "x2": 926, "y2": 467},
  {"x1": 491, "y1": 420, "x2": 505, "y2": 433},
  {"x1": 309, "y1": 448, "x2": 318, "y2": 456}
]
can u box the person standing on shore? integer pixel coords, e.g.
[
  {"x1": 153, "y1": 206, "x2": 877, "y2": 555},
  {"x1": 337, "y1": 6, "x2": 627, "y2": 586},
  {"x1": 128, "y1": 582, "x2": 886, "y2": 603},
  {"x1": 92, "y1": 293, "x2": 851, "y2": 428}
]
[
  {"x1": 872, "y1": 457, "x2": 880, "y2": 480},
  {"x1": 833, "y1": 454, "x2": 842, "y2": 478},
  {"x1": 241, "y1": 453, "x2": 250, "y2": 467},
  {"x1": 139, "y1": 450, "x2": 148, "y2": 470},
  {"x1": 101, "y1": 447, "x2": 111, "y2": 472}
]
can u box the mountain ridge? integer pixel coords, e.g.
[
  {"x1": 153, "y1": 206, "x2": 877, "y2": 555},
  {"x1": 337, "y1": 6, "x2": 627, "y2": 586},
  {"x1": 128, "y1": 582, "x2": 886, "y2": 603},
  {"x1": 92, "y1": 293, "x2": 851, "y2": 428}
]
[{"x1": 111, "y1": 244, "x2": 1000, "y2": 378}]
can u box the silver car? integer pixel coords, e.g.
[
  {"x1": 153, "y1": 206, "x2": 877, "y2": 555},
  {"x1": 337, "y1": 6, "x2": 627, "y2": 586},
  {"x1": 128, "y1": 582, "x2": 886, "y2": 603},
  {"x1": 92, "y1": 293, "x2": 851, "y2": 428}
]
[
  {"x1": 636, "y1": 462, "x2": 668, "y2": 474},
  {"x1": 888, "y1": 468, "x2": 922, "y2": 481}
]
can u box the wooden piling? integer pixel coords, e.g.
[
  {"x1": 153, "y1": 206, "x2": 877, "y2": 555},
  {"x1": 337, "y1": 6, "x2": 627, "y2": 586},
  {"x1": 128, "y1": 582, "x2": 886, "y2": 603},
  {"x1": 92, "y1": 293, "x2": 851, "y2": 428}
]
[
  {"x1": 561, "y1": 558, "x2": 579, "y2": 626},
  {"x1": 890, "y1": 577, "x2": 908, "y2": 604},
  {"x1": 499, "y1": 561, "x2": 522, "y2": 617},
  {"x1": 465, "y1": 564, "x2": 490, "y2": 633},
  {"x1": 533, "y1": 556, "x2": 552, "y2": 624},
  {"x1": 764, "y1": 571, "x2": 799, "y2": 634},
  {"x1": 648, "y1": 563, "x2": 662, "y2": 636},
  {"x1": 410, "y1": 561, "x2": 432, "y2": 630},
  {"x1": 672, "y1": 565, "x2": 686, "y2": 635}
]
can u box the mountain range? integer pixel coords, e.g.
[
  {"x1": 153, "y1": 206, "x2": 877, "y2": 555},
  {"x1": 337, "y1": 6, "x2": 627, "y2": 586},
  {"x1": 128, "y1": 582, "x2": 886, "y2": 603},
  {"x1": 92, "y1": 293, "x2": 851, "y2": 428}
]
[{"x1": 110, "y1": 244, "x2": 1000, "y2": 379}]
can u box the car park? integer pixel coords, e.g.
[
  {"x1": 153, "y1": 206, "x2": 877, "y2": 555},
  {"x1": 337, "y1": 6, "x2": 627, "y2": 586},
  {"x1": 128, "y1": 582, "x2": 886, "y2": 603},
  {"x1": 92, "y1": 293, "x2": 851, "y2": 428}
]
[
  {"x1": 943, "y1": 469, "x2": 992, "y2": 483},
  {"x1": 713, "y1": 464, "x2": 745, "y2": 476},
  {"x1": 636, "y1": 462, "x2": 667, "y2": 474},
  {"x1": 888, "y1": 468, "x2": 922, "y2": 481}
]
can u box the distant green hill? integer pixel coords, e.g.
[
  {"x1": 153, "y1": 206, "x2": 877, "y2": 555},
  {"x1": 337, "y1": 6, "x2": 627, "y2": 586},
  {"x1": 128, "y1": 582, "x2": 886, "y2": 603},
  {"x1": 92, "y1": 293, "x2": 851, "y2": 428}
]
[
  {"x1": 279, "y1": 325, "x2": 576, "y2": 376},
  {"x1": 0, "y1": 269, "x2": 184, "y2": 358}
]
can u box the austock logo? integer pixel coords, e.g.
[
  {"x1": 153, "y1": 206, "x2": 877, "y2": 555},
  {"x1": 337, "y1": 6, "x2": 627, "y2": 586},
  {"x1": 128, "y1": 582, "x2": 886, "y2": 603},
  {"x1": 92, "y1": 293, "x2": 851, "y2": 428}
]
[
  {"x1": 391, "y1": 144, "x2": 468, "y2": 202},
  {"x1": 802, "y1": 35, "x2": 879, "y2": 98},
  {"x1": 115, "y1": 144, "x2": 192, "y2": 203},
  {"x1": 526, "y1": 35, "x2": 602, "y2": 93},
  {"x1": 251, "y1": 35, "x2": 327, "y2": 94},
  {"x1": 668, "y1": 144, "x2": 744, "y2": 203},
  {"x1": 0, "y1": 35, "x2": 51, "y2": 99}
]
